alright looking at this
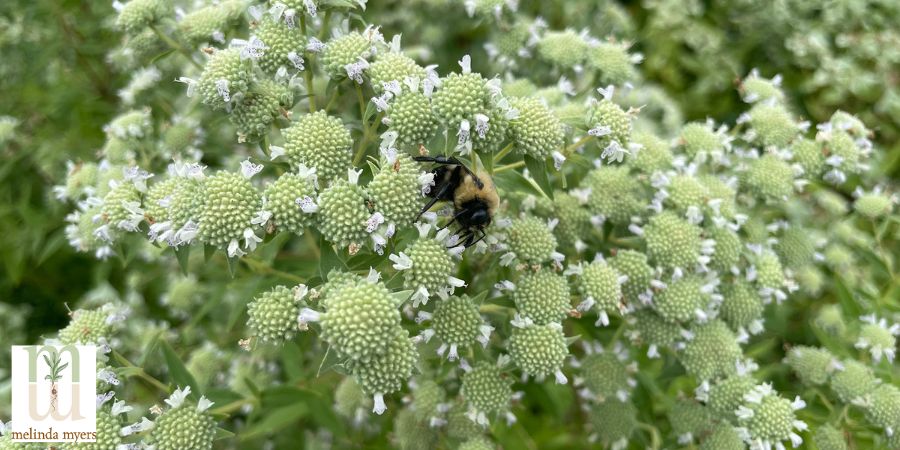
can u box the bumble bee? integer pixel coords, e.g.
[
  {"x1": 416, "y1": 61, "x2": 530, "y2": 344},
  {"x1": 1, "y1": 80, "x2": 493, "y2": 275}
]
[{"x1": 414, "y1": 155, "x2": 499, "y2": 248}]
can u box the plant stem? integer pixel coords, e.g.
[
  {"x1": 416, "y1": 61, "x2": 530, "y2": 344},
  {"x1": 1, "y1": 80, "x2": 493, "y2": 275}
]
[
  {"x1": 241, "y1": 257, "x2": 306, "y2": 283},
  {"x1": 495, "y1": 161, "x2": 525, "y2": 173},
  {"x1": 494, "y1": 142, "x2": 515, "y2": 162},
  {"x1": 148, "y1": 24, "x2": 202, "y2": 70},
  {"x1": 300, "y1": 16, "x2": 316, "y2": 112},
  {"x1": 563, "y1": 134, "x2": 593, "y2": 155},
  {"x1": 637, "y1": 422, "x2": 662, "y2": 450}
]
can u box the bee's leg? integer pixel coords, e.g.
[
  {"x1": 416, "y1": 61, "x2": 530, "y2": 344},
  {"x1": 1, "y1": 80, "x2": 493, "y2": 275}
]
[
  {"x1": 415, "y1": 181, "x2": 453, "y2": 221},
  {"x1": 466, "y1": 229, "x2": 487, "y2": 248},
  {"x1": 413, "y1": 155, "x2": 460, "y2": 165},
  {"x1": 439, "y1": 208, "x2": 470, "y2": 231}
]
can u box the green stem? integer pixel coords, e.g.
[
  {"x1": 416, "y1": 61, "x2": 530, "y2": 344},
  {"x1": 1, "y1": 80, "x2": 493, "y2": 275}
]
[
  {"x1": 241, "y1": 257, "x2": 305, "y2": 284},
  {"x1": 300, "y1": 16, "x2": 316, "y2": 112},
  {"x1": 637, "y1": 423, "x2": 662, "y2": 450},
  {"x1": 495, "y1": 161, "x2": 525, "y2": 173},
  {"x1": 148, "y1": 24, "x2": 202, "y2": 70},
  {"x1": 317, "y1": 11, "x2": 331, "y2": 41},
  {"x1": 355, "y1": 83, "x2": 366, "y2": 118},
  {"x1": 324, "y1": 85, "x2": 341, "y2": 113},
  {"x1": 494, "y1": 142, "x2": 515, "y2": 162},
  {"x1": 258, "y1": 134, "x2": 270, "y2": 159},
  {"x1": 353, "y1": 111, "x2": 383, "y2": 166},
  {"x1": 111, "y1": 351, "x2": 170, "y2": 393},
  {"x1": 564, "y1": 135, "x2": 593, "y2": 155}
]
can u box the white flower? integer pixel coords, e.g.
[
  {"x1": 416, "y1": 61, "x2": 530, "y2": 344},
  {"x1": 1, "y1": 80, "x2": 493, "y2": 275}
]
[
  {"x1": 240, "y1": 159, "x2": 263, "y2": 178},
  {"x1": 601, "y1": 141, "x2": 629, "y2": 163}
]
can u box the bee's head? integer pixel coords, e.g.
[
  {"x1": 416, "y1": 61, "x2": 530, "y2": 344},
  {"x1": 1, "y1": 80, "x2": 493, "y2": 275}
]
[{"x1": 467, "y1": 207, "x2": 491, "y2": 227}]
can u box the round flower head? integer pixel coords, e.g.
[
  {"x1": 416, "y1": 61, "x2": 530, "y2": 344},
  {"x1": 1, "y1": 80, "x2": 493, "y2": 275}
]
[
  {"x1": 334, "y1": 376, "x2": 371, "y2": 423},
  {"x1": 630, "y1": 131, "x2": 673, "y2": 174},
  {"x1": 665, "y1": 174, "x2": 709, "y2": 214},
  {"x1": 105, "y1": 109, "x2": 151, "y2": 142},
  {"x1": 719, "y1": 281, "x2": 764, "y2": 336},
  {"x1": 536, "y1": 30, "x2": 588, "y2": 68},
  {"x1": 62, "y1": 162, "x2": 100, "y2": 200},
  {"x1": 544, "y1": 191, "x2": 591, "y2": 251},
  {"x1": 626, "y1": 309, "x2": 684, "y2": 358},
  {"x1": 577, "y1": 343, "x2": 636, "y2": 403},
  {"x1": 446, "y1": 403, "x2": 483, "y2": 440},
  {"x1": 747, "y1": 102, "x2": 798, "y2": 148},
  {"x1": 264, "y1": 168, "x2": 317, "y2": 235},
  {"x1": 707, "y1": 374, "x2": 756, "y2": 419},
  {"x1": 504, "y1": 216, "x2": 559, "y2": 265},
  {"x1": 317, "y1": 269, "x2": 364, "y2": 307},
  {"x1": 458, "y1": 436, "x2": 494, "y2": 450},
  {"x1": 123, "y1": 28, "x2": 167, "y2": 62},
  {"x1": 59, "y1": 307, "x2": 114, "y2": 345},
  {"x1": 199, "y1": 169, "x2": 263, "y2": 257},
  {"x1": 753, "y1": 251, "x2": 785, "y2": 294},
  {"x1": 862, "y1": 384, "x2": 900, "y2": 433},
  {"x1": 150, "y1": 171, "x2": 207, "y2": 247},
  {"x1": 230, "y1": 79, "x2": 294, "y2": 140},
  {"x1": 432, "y1": 68, "x2": 490, "y2": 126},
  {"x1": 679, "y1": 121, "x2": 725, "y2": 161},
  {"x1": 855, "y1": 314, "x2": 898, "y2": 363},
  {"x1": 581, "y1": 165, "x2": 644, "y2": 225},
  {"x1": 162, "y1": 275, "x2": 202, "y2": 314},
  {"x1": 115, "y1": 0, "x2": 169, "y2": 33},
  {"x1": 386, "y1": 87, "x2": 440, "y2": 148},
  {"x1": 503, "y1": 79, "x2": 537, "y2": 98},
  {"x1": 281, "y1": 111, "x2": 352, "y2": 183},
  {"x1": 823, "y1": 244, "x2": 854, "y2": 269},
  {"x1": 393, "y1": 408, "x2": 439, "y2": 450},
  {"x1": 410, "y1": 379, "x2": 445, "y2": 422},
  {"x1": 669, "y1": 398, "x2": 712, "y2": 444},
  {"x1": 609, "y1": 249, "x2": 653, "y2": 304},
  {"x1": 815, "y1": 304, "x2": 847, "y2": 338},
  {"x1": 145, "y1": 177, "x2": 180, "y2": 224},
  {"x1": 316, "y1": 171, "x2": 370, "y2": 249},
  {"x1": 820, "y1": 130, "x2": 861, "y2": 176},
  {"x1": 814, "y1": 189, "x2": 849, "y2": 215},
  {"x1": 654, "y1": 275, "x2": 712, "y2": 324},
  {"x1": 254, "y1": 16, "x2": 306, "y2": 74},
  {"x1": 588, "y1": 97, "x2": 632, "y2": 155},
  {"x1": 680, "y1": 320, "x2": 742, "y2": 380},
  {"x1": 829, "y1": 359, "x2": 879, "y2": 404},
  {"x1": 367, "y1": 52, "x2": 426, "y2": 93},
  {"x1": 68, "y1": 399, "x2": 129, "y2": 449},
  {"x1": 508, "y1": 320, "x2": 569, "y2": 382},
  {"x1": 709, "y1": 226, "x2": 742, "y2": 272},
  {"x1": 795, "y1": 265, "x2": 824, "y2": 296},
  {"x1": 775, "y1": 227, "x2": 817, "y2": 269},
  {"x1": 144, "y1": 387, "x2": 217, "y2": 450},
  {"x1": 812, "y1": 424, "x2": 848, "y2": 450},
  {"x1": 100, "y1": 179, "x2": 144, "y2": 233},
  {"x1": 418, "y1": 294, "x2": 492, "y2": 360},
  {"x1": 734, "y1": 384, "x2": 807, "y2": 450},
  {"x1": 303, "y1": 276, "x2": 401, "y2": 362},
  {"x1": 512, "y1": 268, "x2": 570, "y2": 325},
  {"x1": 197, "y1": 48, "x2": 253, "y2": 111},
  {"x1": 368, "y1": 154, "x2": 423, "y2": 226},
  {"x1": 790, "y1": 137, "x2": 824, "y2": 177},
  {"x1": 644, "y1": 212, "x2": 702, "y2": 269},
  {"x1": 574, "y1": 260, "x2": 625, "y2": 326},
  {"x1": 390, "y1": 223, "x2": 461, "y2": 307},
  {"x1": 247, "y1": 285, "x2": 307, "y2": 343},
  {"x1": 403, "y1": 409, "x2": 448, "y2": 450},
  {"x1": 741, "y1": 153, "x2": 795, "y2": 200},
  {"x1": 700, "y1": 174, "x2": 738, "y2": 219},
  {"x1": 348, "y1": 327, "x2": 417, "y2": 414},
  {"x1": 508, "y1": 96, "x2": 564, "y2": 159},
  {"x1": 589, "y1": 399, "x2": 636, "y2": 450},
  {"x1": 784, "y1": 346, "x2": 838, "y2": 387},
  {"x1": 587, "y1": 41, "x2": 636, "y2": 85},
  {"x1": 177, "y1": 0, "x2": 246, "y2": 46},
  {"x1": 854, "y1": 190, "x2": 895, "y2": 219},
  {"x1": 461, "y1": 361, "x2": 513, "y2": 425},
  {"x1": 65, "y1": 204, "x2": 108, "y2": 257},
  {"x1": 186, "y1": 343, "x2": 226, "y2": 389},
  {"x1": 700, "y1": 423, "x2": 745, "y2": 450},
  {"x1": 320, "y1": 31, "x2": 374, "y2": 81}
]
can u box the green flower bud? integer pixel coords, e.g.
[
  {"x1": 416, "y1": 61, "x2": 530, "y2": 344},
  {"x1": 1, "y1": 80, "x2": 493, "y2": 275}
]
[
  {"x1": 857, "y1": 315, "x2": 898, "y2": 363},
  {"x1": 587, "y1": 42, "x2": 635, "y2": 85},
  {"x1": 458, "y1": 436, "x2": 494, "y2": 450},
  {"x1": 579, "y1": 348, "x2": 634, "y2": 402},
  {"x1": 514, "y1": 268, "x2": 570, "y2": 325},
  {"x1": 645, "y1": 212, "x2": 702, "y2": 269},
  {"x1": 103, "y1": 138, "x2": 135, "y2": 165},
  {"x1": 785, "y1": 346, "x2": 837, "y2": 387},
  {"x1": 576, "y1": 261, "x2": 623, "y2": 325},
  {"x1": 589, "y1": 400, "x2": 636, "y2": 447},
  {"x1": 629, "y1": 131, "x2": 672, "y2": 173},
  {"x1": 247, "y1": 285, "x2": 302, "y2": 342},
  {"x1": 700, "y1": 423, "x2": 745, "y2": 450},
  {"x1": 178, "y1": 0, "x2": 245, "y2": 46},
  {"x1": 198, "y1": 48, "x2": 253, "y2": 111},
  {"x1": 334, "y1": 377, "x2": 371, "y2": 419},
  {"x1": 394, "y1": 408, "x2": 439, "y2": 450},
  {"x1": 709, "y1": 226, "x2": 742, "y2": 272},
  {"x1": 536, "y1": 30, "x2": 588, "y2": 68},
  {"x1": 719, "y1": 281, "x2": 763, "y2": 333},
  {"x1": 508, "y1": 323, "x2": 568, "y2": 380},
  {"x1": 679, "y1": 122, "x2": 722, "y2": 160},
  {"x1": 185, "y1": 343, "x2": 226, "y2": 389},
  {"x1": 508, "y1": 97, "x2": 564, "y2": 159},
  {"x1": 101, "y1": 181, "x2": 143, "y2": 232},
  {"x1": 812, "y1": 424, "x2": 848, "y2": 450},
  {"x1": 503, "y1": 79, "x2": 537, "y2": 98},
  {"x1": 627, "y1": 309, "x2": 683, "y2": 356},
  {"x1": 742, "y1": 153, "x2": 795, "y2": 199},
  {"x1": 830, "y1": 360, "x2": 879, "y2": 403},
  {"x1": 739, "y1": 73, "x2": 784, "y2": 104},
  {"x1": 863, "y1": 384, "x2": 900, "y2": 431},
  {"x1": 199, "y1": 170, "x2": 262, "y2": 254},
  {"x1": 63, "y1": 162, "x2": 100, "y2": 200},
  {"x1": 814, "y1": 189, "x2": 849, "y2": 216},
  {"x1": 167, "y1": 177, "x2": 207, "y2": 236},
  {"x1": 776, "y1": 227, "x2": 818, "y2": 269},
  {"x1": 411, "y1": 379, "x2": 445, "y2": 421},
  {"x1": 680, "y1": 320, "x2": 742, "y2": 380},
  {"x1": 854, "y1": 192, "x2": 894, "y2": 219},
  {"x1": 124, "y1": 28, "x2": 167, "y2": 62},
  {"x1": 791, "y1": 137, "x2": 824, "y2": 177},
  {"x1": 795, "y1": 265, "x2": 824, "y2": 296},
  {"x1": 230, "y1": 79, "x2": 294, "y2": 139},
  {"x1": 735, "y1": 384, "x2": 805, "y2": 449},
  {"x1": 754, "y1": 251, "x2": 785, "y2": 291},
  {"x1": 609, "y1": 250, "x2": 653, "y2": 304},
  {"x1": 707, "y1": 375, "x2": 755, "y2": 419},
  {"x1": 282, "y1": 111, "x2": 352, "y2": 183},
  {"x1": 582, "y1": 166, "x2": 644, "y2": 225},
  {"x1": 400, "y1": 230, "x2": 457, "y2": 300},
  {"x1": 115, "y1": 0, "x2": 170, "y2": 34},
  {"x1": 317, "y1": 279, "x2": 401, "y2": 361},
  {"x1": 350, "y1": 327, "x2": 417, "y2": 405},
  {"x1": 822, "y1": 130, "x2": 860, "y2": 173},
  {"x1": 388, "y1": 90, "x2": 439, "y2": 147},
  {"x1": 655, "y1": 275, "x2": 709, "y2": 324},
  {"x1": 106, "y1": 109, "x2": 151, "y2": 142},
  {"x1": 505, "y1": 216, "x2": 558, "y2": 265},
  {"x1": 368, "y1": 155, "x2": 423, "y2": 225},
  {"x1": 667, "y1": 174, "x2": 708, "y2": 213},
  {"x1": 669, "y1": 399, "x2": 712, "y2": 443},
  {"x1": 320, "y1": 32, "x2": 373, "y2": 79},
  {"x1": 148, "y1": 391, "x2": 217, "y2": 450},
  {"x1": 432, "y1": 72, "x2": 490, "y2": 126},
  {"x1": 550, "y1": 192, "x2": 592, "y2": 250},
  {"x1": 255, "y1": 16, "x2": 306, "y2": 74},
  {"x1": 162, "y1": 120, "x2": 201, "y2": 155},
  {"x1": 65, "y1": 205, "x2": 106, "y2": 254},
  {"x1": 264, "y1": 171, "x2": 316, "y2": 235},
  {"x1": 588, "y1": 99, "x2": 632, "y2": 151},
  {"x1": 430, "y1": 294, "x2": 489, "y2": 355},
  {"x1": 368, "y1": 52, "x2": 426, "y2": 91},
  {"x1": 316, "y1": 178, "x2": 369, "y2": 248},
  {"x1": 462, "y1": 361, "x2": 513, "y2": 417},
  {"x1": 59, "y1": 308, "x2": 112, "y2": 345},
  {"x1": 823, "y1": 243, "x2": 854, "y2": 269},
  {"x1": 63, "y1": 406, "x2": 124, "y2": 450},
  {"x1": 748, "y1": 103, "x2": 798, "y2": 148},
  {"x1": 162, "y1": 275, "x2": 202, "y2": 313},
  {"x1": 146, "y1": 177, "x2": 180, "y2": 223},
  {"x1": 814, "y1": 304, "x2": 847, "y2": 338},
  {"x1": 446, "y1": 404, "x2": 483, "y2": 440}
]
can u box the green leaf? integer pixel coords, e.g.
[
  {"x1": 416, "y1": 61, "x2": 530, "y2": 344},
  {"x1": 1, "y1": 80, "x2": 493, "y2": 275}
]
[
  {"x1": 204, "y1": 244, "x2": 216, "y2": 262},
  {"x1": 58, "y1": 362, "x2": 68, "y2": 372},
  {"x1": 214, "y1": 427, "x2": 235, "y2": 441},
  {"x1": 318, "y1": 233, "x2": 346, "y2": 279},
  {"x1": 159, "y1": 340, "x2": 200, "y2": 396},
  {"x1": 363, "y1": 99, "x2": 377, "y2": 124},
  {"x1": 240, "y1": 403, "x2": 309, "y2": 440},
  {"x1": 390, "y1": 289, "x2": 413, "y2": 307},
  {"x1": 493, "y1": 169, "x2": 545, "y2": 199},
  {"x1": 174, "y1": 245, "x2": 191, "y2": 275},
  {"x1": 475, "y1": 148, "x2": 493, "y2": 174},
  {"x1": 226, "y1": 256, "x2": 238, "y2": 278},
  {"x1": 523, "y1": 155, "x2": 554, "y2": 200}
]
